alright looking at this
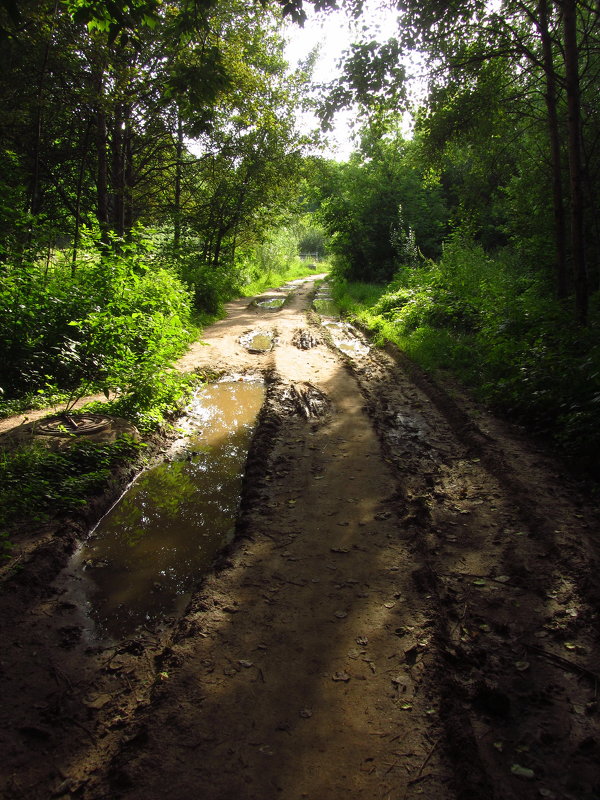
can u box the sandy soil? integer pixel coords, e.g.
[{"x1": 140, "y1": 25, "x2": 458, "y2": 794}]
[{"x1": 1, "y1": 275, "x2": 600, "y2": 800}]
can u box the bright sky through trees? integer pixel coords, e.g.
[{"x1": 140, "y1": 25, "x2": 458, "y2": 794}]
[{"x1": 284, "y1": 1, "x2": 424, "y2": 159}]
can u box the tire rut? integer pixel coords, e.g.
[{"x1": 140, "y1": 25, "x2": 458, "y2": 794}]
[{"x1": 3, "y1": 276, "x2": 599, "y2": 800}]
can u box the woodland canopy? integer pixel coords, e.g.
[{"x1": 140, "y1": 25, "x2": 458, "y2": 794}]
[{"x1": 1, "y1": 0, "x2": 600, "y2": 469}]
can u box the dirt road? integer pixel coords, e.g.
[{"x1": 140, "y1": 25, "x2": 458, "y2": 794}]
[{"x1": 2, "y1": 275, "x2": 600, "y2": 799}]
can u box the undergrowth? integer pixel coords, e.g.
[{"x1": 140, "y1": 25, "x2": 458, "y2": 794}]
[
  {"x1": 332, "y1": 238, "x2": 600, "y2": 473},
  {"x1": 0, "y1": 435, "x2": 145, "y2": 559}
]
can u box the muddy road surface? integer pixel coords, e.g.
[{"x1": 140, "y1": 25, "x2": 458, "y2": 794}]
[{"x1": 1, "y1": 275, "x2": 600, "y2": 800}]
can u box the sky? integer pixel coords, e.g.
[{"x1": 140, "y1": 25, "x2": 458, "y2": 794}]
[{"x1": 283, "y1": 2, "x2": 411, "y2": 159}]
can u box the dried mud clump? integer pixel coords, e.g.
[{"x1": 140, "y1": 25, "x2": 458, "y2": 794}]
[
  {"x1": 280, "y1": 381, "x2": 331, "y2": 420},
  {"x1": 291, "y1": 327, "x2": 321, "y2": 350}
]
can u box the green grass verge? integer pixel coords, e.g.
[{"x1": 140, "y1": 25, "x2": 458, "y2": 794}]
[
  {"x1": 332, "y1": 275, "x2": 600, "y2": 474},
  {"x1": 240, "y1": 261, "x2": 329, "y2": 297}
]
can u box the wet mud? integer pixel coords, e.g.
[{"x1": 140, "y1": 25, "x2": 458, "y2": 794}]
[{"x1": 1, "y1": 275, "x2": 600, "y2": 800}]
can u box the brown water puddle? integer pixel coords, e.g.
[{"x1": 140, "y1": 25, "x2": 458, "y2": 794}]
[
  {"x1": 253, "y1": 296, "x2": 286, "y2": 309},
  {"x1": 64, "y1": 378, "x2": 265, "y2": 641},
  {"x1": 239, "y1": 330, "x2": 274, "y2": 353},
  {"x1": 322, "y1": 320, "x2": 370, "y2": 357},
  {"x1": 312, "y1": 286, "x2": 338, "y2": 318},
  {"x1": 313, "y1": 286, "x2": 369, "y2": 356}
]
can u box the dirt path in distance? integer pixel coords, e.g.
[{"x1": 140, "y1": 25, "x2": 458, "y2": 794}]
[{"x1": 2, "y1": 275, "x2": 600, "y2": 800}]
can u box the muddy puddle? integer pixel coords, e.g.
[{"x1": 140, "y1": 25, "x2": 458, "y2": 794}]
[
  {"x1": 239, "y1": 329, "x2": 274, "y2": 353},
  {"x1": 312, "y1": 286, "x2": 338, "y2": 318},
  {"x1": 253, "y1": 296, "x2": 286, "y2": 310},
  {"x1": 61, "y1": 377, "x2": 265, "y2": 641},
  {"x1": 312, "y1": 284, "x2": 370, "y2": 357},
  {"x1": 322, "y1": 321, "x2": 370, "y2": 358}
]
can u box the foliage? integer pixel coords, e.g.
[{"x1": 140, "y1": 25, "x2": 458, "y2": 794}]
[
  {"x1": 312, "y1": 131, "x2": 447, "y2": 283},
  {"x1": 332, "y1": 238, "x2": 600, "y2": 472},
  {"x1": 0, "y1": 229, "x2": 195, "y2": 410},
  {"x1": 0, "y1": 435, "x2": 144, "y2": 554},
  {"x1": 83, "y1": 370, "x2": 196, "y2": 434},
  {"x1": 238, "y1": 217, "x2": 328, "y2": 291}
]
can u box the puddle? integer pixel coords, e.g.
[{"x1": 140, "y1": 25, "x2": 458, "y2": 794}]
[
  {"x1": 322, "y1": 321, "x2": 370, "y2": 357},
  {"x1": 253, "y1": 296, "x2": 286, "y2": 310},
  {"x1": 313, "y1": 297, "x2": 339, "y2": 316},
  {"x1": 313, "y1": 285, "x2": 339, "y2": 317},
  {"x1": 239, "y1": 329, "x2": 274, "y2": 353},
  {"x1": 64, "y1": 377, "x2": 265, "y2": 641}
]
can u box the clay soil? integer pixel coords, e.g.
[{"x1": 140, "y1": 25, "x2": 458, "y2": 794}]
[{"x1": 1, "y1": 275, "x2": 600, "y2": 800}]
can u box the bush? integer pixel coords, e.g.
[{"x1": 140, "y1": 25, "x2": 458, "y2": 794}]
[
  {"x1": 0, "y1": 228, "x2": 195, "y2": 411},
  {"x1": 331, "y1": 236, "x2": 600, "y2": 473}
]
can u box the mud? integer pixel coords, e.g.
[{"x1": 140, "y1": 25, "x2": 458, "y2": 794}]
[{"x1": 1, "y1": 275, "x2": 600, "y2": 800}]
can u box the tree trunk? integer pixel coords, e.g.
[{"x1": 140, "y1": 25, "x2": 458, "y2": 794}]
[
  {"x1": 26, "y1": 0, "x2": 59, "y2": 253},
  {"x1": 538, "y1": 0, "x2": 568, "y2": 300},
  {"x1": 111, "y1": 104, "x2": 125, "y2": 238},
  {"x1": 72, "y1": 119, "x2": 93, "y2": 275},
  {"x1": 174, "y1": 114, "x2": 183, "y2": 253},
  {"x1": 124, "y1": 109, "x2": 134, "y2": 234},
  {"x1": 562, "y1": 0, "x2": 588, "y2": 323},
  {"x1": 94, "y1": 58, "x2": 110, "y2": 247}
]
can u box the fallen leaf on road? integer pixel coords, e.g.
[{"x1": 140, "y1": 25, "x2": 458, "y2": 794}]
[{"x1": 511, "y1": 764, "x2": 535, "y2": 779}]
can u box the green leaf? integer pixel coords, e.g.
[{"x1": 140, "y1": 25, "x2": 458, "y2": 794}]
[{"x1": 510, "y1": 764, "x2": 534, "y2": 779}]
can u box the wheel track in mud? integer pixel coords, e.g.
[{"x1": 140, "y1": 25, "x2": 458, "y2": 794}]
[
  {"x1": 85, "y1": 278, "x2": 600, "y2": 800},
  {"x1": 344, "y1": 338, "x2": 600, "y2": 799},
  {"x1": 1, "y1": 276, "x2": 599, "y2": 800}
]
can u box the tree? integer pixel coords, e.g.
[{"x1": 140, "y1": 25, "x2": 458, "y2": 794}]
[{"x1": 313, "y1": 130, "x2": 447, "y2": 282}]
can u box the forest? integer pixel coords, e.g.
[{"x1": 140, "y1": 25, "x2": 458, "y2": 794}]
[
  {"x1": 1, "y1": 0, "x2": 600, "y2": 540},
  {"x1": 3, "y1": 2, "x2": 600, "y2": 797}
]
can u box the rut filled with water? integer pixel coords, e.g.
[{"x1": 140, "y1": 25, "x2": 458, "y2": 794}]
[{"x1": 67, "y1": 377, "x2": 265, "y2": 641}]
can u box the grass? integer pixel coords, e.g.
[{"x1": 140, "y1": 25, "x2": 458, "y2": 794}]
[
  {"x1": 0, "y1": 435, "x2": 146, "y2": 560},
  {"x1": 240, "y1": 260, "x2": 329, "y2": 297},
  {"x1": 331, "y1": 271, "x2": 600, "y2": 473}
]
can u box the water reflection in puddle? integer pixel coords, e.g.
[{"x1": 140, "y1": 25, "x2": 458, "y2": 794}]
[
  {"x1": 313, "y1": 297, "x2": 339, "y2": 316},
  {"x1": 254, "y1": 297, "x2": 285, "y2": 309},
  {"x1": 322, "y1": 321, "x2": 370, "y2": 357},
  {"x1": 313, "y1": 284, "x2": 339, "y2": 318},
  {"x1": 69, "y1": 378, "x2": 265, "y2": 641}
]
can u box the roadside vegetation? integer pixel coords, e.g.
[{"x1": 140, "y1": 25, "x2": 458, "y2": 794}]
[
  {"x1": 329, "y1": 241, "x2": 600, "y2": 471},
  {"x1": 2, "y1": 0, "x2": 599, "y2": 552},
  {"x1": 312, "y1": 120, "x2": 600, "y2": 470},
  {"x1": 314, "y1": 124, "x2": 600, "y2": 468}
]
